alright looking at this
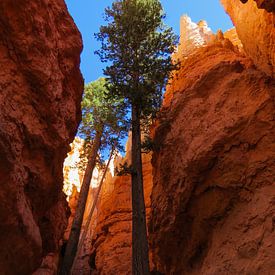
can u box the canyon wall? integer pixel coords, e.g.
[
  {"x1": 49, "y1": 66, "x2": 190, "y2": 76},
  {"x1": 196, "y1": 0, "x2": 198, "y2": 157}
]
[
  {"x1": 221, "y1": 0, "x2": 274, "y2": 77},
  {"x1": 0, "y1": 0, "x2": 83, "y2": 274},
  {"x1": 149, "y1": 24, "x2": 275, "y2": 275},
  {"x1": 150, "y1": 6, "x2": 274, "y2": 273}
]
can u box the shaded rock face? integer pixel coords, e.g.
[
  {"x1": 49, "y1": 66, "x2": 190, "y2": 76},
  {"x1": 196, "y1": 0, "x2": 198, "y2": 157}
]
[
  {"x1": 240, "y1": 0, "x2": 275, "y2": 11},
  {"x1": 0, "y1": 0, "x2": 83, "y2": 274},
  {"x1": 221, "y1": 0, "x2": 275, "y2": 77},
  {"x1": 149, "y1": 39, "x2": 275, "y2": 274},
  {"x1": 91, "y1": 153, "x2": 153, "y2": 275},
  {"x1": 253, "y1": 0, "x2": 275, "y2": 12}
]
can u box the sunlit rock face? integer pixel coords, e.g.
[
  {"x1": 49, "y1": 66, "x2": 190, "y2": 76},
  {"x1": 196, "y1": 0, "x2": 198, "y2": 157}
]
[
  {"x1": 224, "y1": 28, "x2": 243, "y2": 49},
  {"x1": 221, "y1": 0, "x2": 275, "y2": 77},
  {"x1": 149, "y1": 31, "x2": 275, "y2": 275},
  {"x1": 0, "y1": 0, "x2": 83, "y2": 274},
  {"x1": 63, "y1": 137, "x2": 84, "y2": 198},
  {"x1": 62, "y1": 137, "x2": 106, "y2": 273},
  {"x1": 174, "y1": 15, "x2": 214, "y2": 60},
  {"x1": 165, "y1": 18, "x2": 241, "y2": 108},
  {"x1": 63, "y1": 137, "x2": 103, "y2": 199}
]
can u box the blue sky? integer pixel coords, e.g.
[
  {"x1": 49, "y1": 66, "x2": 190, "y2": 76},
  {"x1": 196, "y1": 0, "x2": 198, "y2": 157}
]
[{"x1": 65, "y1": 0, "x2": 233, "y2": 84}]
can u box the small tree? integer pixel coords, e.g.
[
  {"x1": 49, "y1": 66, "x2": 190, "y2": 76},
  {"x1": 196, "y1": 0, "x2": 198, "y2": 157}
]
[
  {"x1": 60, "y1": 78, "x2": 126, "y2": 274},
  {"x1": 96, "y1": 1, "x2": 178, "y2": 274}
]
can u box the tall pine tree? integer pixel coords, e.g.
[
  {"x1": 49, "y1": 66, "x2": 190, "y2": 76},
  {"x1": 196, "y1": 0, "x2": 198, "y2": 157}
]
[
  {"x1": 60, "y1": 78, "x2": 126, "y2": 274},
  {"x1": 96, "y1": 1, "x2": 178, "y2": 274}
]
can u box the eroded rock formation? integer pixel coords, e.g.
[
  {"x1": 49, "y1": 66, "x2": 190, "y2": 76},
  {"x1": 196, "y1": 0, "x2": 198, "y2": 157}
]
[
  {"x1": 240, "y1": 0, "x2": 275, "y2": 12},
  {"x1": 0, "y1": 0, "x2": 83, "y2": 274},
  {"x1": 224, "y1": 28, "x2": 243, "y2": 49},
  {"x1": 174, "y1": 15, "x2": 214, "y2": 60},
  {"x1": 221, "y1": 0, "x2": 275, "y2": 77},
  {"x1": 149, "y1": 30, "x2": 275, "y2": 275}
]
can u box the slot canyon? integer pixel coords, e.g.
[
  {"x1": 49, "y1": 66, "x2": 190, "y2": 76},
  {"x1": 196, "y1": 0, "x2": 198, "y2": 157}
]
[{"x1": 0, "y1": 0, "x2": 274, "y2": 274}]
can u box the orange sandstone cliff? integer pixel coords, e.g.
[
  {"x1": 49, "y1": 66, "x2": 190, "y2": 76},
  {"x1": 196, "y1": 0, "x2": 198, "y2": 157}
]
[
  {"x1": 150, "y1": 36, "x2": 275, "y2": 275},
  {"x1": 221, "y1": 0, "x2": 275, "y2": 77},
  {"x1": 0, "y1": 0, "x2": 83, "y2": 274},
  {"x1": 149, "y1": 5, "x2": 275, "y2": 274},
  {"x1": 62, "y1": 136, "x2": 152, "y2": 275}
]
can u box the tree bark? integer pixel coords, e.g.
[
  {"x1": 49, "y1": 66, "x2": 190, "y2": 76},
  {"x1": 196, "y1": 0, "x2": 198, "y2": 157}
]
[
  {"x1": 72, "y1": 146, "x2": 115, "y2": 271},
  {"x1": 60, "y1": 130, "x2": 102, "y2": 275},
  {"x1": 131, "y1": 104, "x2": 150, "y2": 275}
]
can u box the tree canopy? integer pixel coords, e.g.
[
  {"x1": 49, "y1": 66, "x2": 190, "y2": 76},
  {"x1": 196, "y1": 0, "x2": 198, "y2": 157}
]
[
  {"x1": 79, "y1": 78, "x2": 128, "y2": 159},
  {"x1": 95, "y1": 0, "x2": 178, "y2": 119}
]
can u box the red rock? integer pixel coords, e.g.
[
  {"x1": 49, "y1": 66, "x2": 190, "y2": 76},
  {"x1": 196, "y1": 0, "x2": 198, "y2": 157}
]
[
  {"x1": 149, "y1": 37, "x2": 275, "y2": 274},
  {"x1": 0, "y1": 0, "x2": 83, "y2": 274},
  {"x1": 239, "y1": 0, "x2": 275, "y2": 12},
  {"x1": 224, "y1": 28, "x2": 243, "y2": 49},
  {"x1": 253, "y1": 0, "x2": 275, "y2": 12},
  {"x1": 221, "y1": 0, "x2": 275, "y2": 77}
]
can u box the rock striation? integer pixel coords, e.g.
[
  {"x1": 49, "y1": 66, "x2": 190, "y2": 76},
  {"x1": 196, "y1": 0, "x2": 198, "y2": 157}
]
[
  {"x1": 221, "y1": 0, "x2": 275, "y2": 77},
  {"x1": 0, "y1": 0, "x2": 83, "y2": 274},
  {"x1": 149, "y1": 31, "x2": 275, "y2": 275}
]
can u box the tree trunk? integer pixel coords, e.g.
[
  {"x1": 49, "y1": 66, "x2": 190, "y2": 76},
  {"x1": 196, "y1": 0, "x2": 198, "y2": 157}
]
[
  {"x1": 60, "y1": 130, "x2": 102, "y2": 275},
  {"x1": 72, "y1": 146, "x2": 115, "y2": 271},
  {"x1": 131, "y1": 104, "x2": 150, "y2": 275}
]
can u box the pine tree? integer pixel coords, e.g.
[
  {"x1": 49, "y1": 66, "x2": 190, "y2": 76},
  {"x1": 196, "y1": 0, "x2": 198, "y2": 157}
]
[
  {"x1": 60, "y1": 78, "x2": 126, "y2": 274},
  {"x1": 95, "y1": 1, "x2": 178, "y2": 274}
]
